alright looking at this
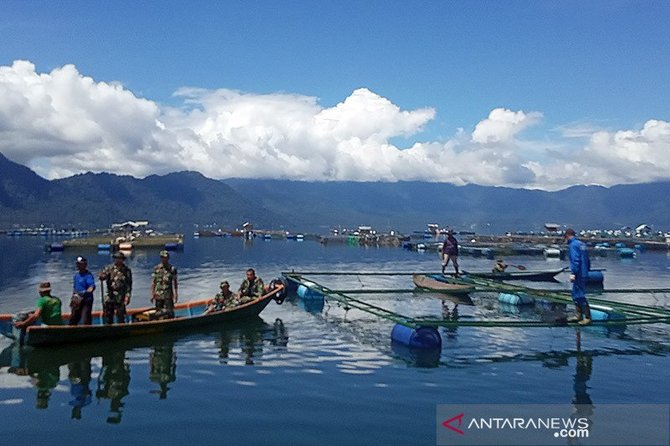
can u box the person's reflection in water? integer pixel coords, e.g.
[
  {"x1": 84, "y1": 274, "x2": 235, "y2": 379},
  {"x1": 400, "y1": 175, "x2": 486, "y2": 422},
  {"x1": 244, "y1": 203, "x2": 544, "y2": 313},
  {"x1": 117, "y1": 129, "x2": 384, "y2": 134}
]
[
  {"x1": 241, "y1": 324, "x2": 263, "y2": 365},
  {"x1": 96, "y1": 351, "x2": 130, "y2": 424},
  {"x1": 217, "y1": 330, "x2": 234, "y2": 364},
  {"x1": 4, "y1": 346, "x2": 59, "y2": 410},
  {"x1": 570, "y1": 330, "x2": 594, "y2": 444},
  {"x1": 68, "y1": 357, "x2": 93, "y2": 419},
  {"x1": 149, "y1": 343, "x2": 176, "y2": 399},
  {"x1": 32, "y1": 366, "x2": 60, "y2": 410},
  {"x1": 441, "y1": 301, "x2": 459, "y2": 339},
  {"x1": 270, "y1": 318, "x2": 289, "y2": 347}
]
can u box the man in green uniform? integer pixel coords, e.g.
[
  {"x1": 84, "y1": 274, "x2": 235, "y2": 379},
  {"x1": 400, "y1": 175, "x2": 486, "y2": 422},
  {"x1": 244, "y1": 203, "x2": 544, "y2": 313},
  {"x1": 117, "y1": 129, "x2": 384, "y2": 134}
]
[
  {"x1": 14, "y1": 282, "x2": 63, "y2": 328},
  {"x1": 238, "y1": 268, "x2": 265, "y2": 304},
  {"x1": 99, "y1": 252, "x2": 132, "y2": 324},
  {"x1": 151, "y1": 250, "x2": 178, "y2": 317},
  {"x1": 206, "y1": 280, "x2": 238, "y2": 312}
]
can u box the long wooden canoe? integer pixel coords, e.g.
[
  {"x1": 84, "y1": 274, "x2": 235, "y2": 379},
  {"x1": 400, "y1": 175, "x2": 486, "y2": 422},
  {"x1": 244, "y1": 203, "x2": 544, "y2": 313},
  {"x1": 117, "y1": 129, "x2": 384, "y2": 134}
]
[
  {"x1": 0, "y1": 286, "x2": 283, "y2": 348},
  {"x1": 458, "y1": 268, "x2": 567, "y2": 282},
  {"x1": 412, "y1": 274, "x2": 475, "y2": 295}
]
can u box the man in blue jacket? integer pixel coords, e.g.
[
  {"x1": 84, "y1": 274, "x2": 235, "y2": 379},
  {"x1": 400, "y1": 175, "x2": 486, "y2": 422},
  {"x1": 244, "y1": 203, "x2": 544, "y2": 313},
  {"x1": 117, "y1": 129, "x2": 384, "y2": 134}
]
[
  {"x1": 565, "y1": 228, "x2": 592, "y2": 325},
  {"x1": 70, "y1": 256, "x2": 96, "y2": 325}
]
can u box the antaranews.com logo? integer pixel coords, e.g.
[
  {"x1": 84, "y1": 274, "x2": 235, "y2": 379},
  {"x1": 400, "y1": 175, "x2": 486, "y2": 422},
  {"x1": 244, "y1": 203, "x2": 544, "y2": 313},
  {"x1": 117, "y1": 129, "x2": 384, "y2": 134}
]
[
  {"x1": 441, "y1": 412, "x2": 589, "y2": 439},
  {"x1": 436, "y1": 404, "x2": 669, "y2": 446}
]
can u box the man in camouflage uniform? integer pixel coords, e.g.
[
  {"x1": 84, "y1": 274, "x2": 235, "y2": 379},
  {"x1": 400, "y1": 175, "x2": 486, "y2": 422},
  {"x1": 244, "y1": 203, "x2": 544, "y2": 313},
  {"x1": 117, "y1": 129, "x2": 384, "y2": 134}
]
[
  {"x1": 207, "y1": 280, "x2": 238, "y2": 312},
  {"x1": 151, "y1": 250, "x2": 178, "y2": 317},
  {"x1": 99, "y1": 252, "x2": 132, "y2": 324},
  {"x1": 238, "y1": 268, "x2": 265, "y2": 305}
]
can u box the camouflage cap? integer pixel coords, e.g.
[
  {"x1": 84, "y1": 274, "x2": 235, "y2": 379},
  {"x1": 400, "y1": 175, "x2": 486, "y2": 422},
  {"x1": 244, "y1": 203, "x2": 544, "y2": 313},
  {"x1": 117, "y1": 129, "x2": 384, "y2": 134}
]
[
  {"x1": 159, "y1": 250, "x2": 170, "y2": 258},
  {"x1": 220, "y1": 280, "x2": 229, "y2": 288}
]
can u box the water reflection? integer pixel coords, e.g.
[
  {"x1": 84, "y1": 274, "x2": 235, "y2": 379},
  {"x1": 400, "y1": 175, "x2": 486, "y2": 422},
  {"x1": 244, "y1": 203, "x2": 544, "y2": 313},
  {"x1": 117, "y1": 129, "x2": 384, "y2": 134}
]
[
  {"x1": 68, "y1": 357, "x2": 92, "y2": 419},
  {"x1": 441, "y1": 301, "x2": 460, "y2": 339},
  {"x1": 95, "y1": 351, "x2": 130, "y2": 424},
  {"x1": 216, "y1": 317, "x2": 289, "y2": 365},
  {"x1": 149, "y1": 343, "x2": 176, "y2": 399},
  {"x1": 573, "y1": 330, "x2": 594, "y2": 414},
  {"x1": 0, "y1": 317, "x2": 290, "y2": 423}
]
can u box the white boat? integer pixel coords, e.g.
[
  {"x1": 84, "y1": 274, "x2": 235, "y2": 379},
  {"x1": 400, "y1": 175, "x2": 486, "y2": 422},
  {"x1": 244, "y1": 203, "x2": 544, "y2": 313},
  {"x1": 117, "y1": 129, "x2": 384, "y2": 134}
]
[{"x1": 543, "y1": 247, "x2": 561, "y2": 258}]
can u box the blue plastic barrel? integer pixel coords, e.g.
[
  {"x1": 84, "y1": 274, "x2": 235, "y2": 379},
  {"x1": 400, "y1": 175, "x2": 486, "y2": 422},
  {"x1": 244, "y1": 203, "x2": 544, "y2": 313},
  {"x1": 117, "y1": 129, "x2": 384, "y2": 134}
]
[
  {"x1": 634, "y1": 244, "x2": 645, "y2": 252},
  {"x1": 297, "y1": 283, "x2": 324, "y2": 300},
  {"x1": 615, "y1": 242, "x2": 626, "y2": 248},
  {"x1": 391, "y1": 342, "x2": 441, "y2": 367},
  {"x1": 391, "y1": 324, "x2": 442, "y2": 349},
  {"x1": 498, "y1": 292, "x2": 535, "y2": 305},
  {"x1": 297, "y1": 298, "x2": 325, "y2": 313},
  {"x1": 97, "y1": 243, "x2": 111, "y2": 250},
  {"x1": 586, "y1": 270, "x2": 604, "y2": 284},
  {"x1": 589, "y1": 305, "x2": 626, "y2": 322},
  {"x1": 618, "y1": 248, "x2": 635, "y2": 258}
]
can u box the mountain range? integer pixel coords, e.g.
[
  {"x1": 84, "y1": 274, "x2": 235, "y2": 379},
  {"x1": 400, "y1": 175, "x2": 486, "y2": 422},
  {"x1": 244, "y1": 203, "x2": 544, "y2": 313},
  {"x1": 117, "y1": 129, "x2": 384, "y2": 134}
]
[{"x1": 1, "y1": 152, "x2": 669, "y2": 232}]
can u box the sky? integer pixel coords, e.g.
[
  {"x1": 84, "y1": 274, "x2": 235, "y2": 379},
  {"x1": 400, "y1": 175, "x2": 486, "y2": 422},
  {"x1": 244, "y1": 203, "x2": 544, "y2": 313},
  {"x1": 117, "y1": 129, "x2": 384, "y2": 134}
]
[{"x1": 1, "y1": 0, "x2": 669, "y2": 190}]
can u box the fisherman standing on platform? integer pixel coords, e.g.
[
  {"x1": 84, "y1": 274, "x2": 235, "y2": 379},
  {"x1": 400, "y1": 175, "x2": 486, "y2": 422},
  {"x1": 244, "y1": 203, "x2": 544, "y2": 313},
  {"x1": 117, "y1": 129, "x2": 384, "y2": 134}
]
[
  {"x1": 99, "y1": 252, "x2": 132, "y2": 324},
  {"x1": 565, "y1": 228, "x2": 592, "y2": 325},
  {"x1": 151, "y1": 250, "x2": 178, "y2": 317},
  {"x1": 441, "y1": 230, "x2": 460, "y2": 276}
]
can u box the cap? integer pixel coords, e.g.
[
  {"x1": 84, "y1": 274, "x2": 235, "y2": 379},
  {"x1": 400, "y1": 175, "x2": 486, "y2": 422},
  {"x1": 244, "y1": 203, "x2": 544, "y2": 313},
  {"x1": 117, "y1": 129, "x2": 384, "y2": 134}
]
[
  {"x1": 76, "y1": 256, "x2": 87, "y2": 264},
  {"x1": 38, "y1": 282, "x2": 52, "y2": 292},
  {"x1": 220, "y1": 280, "x2": 229, "y2": 288},
  {"x1": 113, "y1": 252, "x2": 126, "y2": 260},
  {"x1": 159, "y1": 250, "x2": 170, "y2": 258}
]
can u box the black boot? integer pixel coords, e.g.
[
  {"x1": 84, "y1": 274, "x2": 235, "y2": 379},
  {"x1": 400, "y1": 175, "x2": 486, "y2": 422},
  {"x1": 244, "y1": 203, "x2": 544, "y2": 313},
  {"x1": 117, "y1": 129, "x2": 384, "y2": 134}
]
[
  {"x1": 578, "y1": 303, "x2": 592, "y2": 325},
  {"x1": 568, "y1": 305, "x2": 583, "y2": 323}
]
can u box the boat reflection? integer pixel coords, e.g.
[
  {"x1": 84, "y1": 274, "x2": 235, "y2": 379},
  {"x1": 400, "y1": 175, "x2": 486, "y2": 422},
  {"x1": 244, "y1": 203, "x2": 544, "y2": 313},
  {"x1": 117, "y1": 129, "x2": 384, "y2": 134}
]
[{"x1": 0, "y1": 317, "x2": 290, "y2": 423}]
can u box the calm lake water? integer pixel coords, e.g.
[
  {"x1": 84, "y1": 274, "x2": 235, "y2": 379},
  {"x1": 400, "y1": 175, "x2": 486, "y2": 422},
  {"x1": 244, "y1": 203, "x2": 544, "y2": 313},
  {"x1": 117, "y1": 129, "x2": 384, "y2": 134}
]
[{"x1": 1, "y1": 235, "x2": 669, "y2": 445}]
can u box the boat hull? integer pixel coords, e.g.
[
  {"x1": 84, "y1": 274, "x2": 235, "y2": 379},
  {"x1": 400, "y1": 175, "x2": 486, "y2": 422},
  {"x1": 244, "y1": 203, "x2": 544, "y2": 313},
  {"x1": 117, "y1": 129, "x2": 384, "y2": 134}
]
[
  {"x1": 460, "y1": 268, "x2": 566, "y2": 282},
  {"x1": 1, "y1": 287, "x2": 281, "y2": 348},
  {"x1": 412, "y1": 274, "x2": 475, "y2": 295}
]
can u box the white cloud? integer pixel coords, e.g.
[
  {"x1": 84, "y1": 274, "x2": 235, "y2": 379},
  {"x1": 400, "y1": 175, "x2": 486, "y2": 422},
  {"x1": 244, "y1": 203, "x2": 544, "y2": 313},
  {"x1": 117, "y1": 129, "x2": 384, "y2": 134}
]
[
  {"x1": 1, "y1": 60, "x2": 669, "y2": 190},
  {"x1": 471, "y1": 108, "x2": 542, "y2": 144},
  {"x1": 526, "y1": 119, "x2": 670, "y2": 189}
]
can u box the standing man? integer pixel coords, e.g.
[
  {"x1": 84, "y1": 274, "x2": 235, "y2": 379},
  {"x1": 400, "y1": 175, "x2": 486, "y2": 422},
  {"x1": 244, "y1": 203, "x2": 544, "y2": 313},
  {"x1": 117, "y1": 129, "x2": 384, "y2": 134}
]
[
  {"x1": 151, "y1": 250, "x2": 178, "y2": 317},
  {"x1": 565, "y1": 228, "x2": 592, "y2": 325},
  {"x1": 99, "y1": 252, "x2": 132, "y2": 324},
  {"x1": 70, "y1": 256, "x2": 96, "y2": 325},
  {"x1": 441, "y1": 230, "x2": 460, "y2": 276},
  {"x1": 14, "y1": 282, "x2": 63, "y2": 328},
  {"x1": 238, "y1": 268, "x2": 265, "y2": 304}
]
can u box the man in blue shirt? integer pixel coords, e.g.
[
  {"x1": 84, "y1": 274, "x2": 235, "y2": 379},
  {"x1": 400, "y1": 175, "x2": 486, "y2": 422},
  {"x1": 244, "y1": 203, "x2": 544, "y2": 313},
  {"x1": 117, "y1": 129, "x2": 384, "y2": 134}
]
[
  {"x1": 70, "y1": 256, "x2": 96, "y2": 325},
  {"x1": 565, "y1": 229, "x2": 592, "y2": 325}
]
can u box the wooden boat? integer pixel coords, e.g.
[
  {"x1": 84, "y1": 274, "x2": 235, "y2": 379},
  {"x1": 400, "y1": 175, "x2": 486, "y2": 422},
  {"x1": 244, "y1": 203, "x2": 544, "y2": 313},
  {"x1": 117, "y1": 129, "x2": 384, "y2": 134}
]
[
  {"x1": 0, "y1": 286, "x2": 284, "y2": 348},
  {"x1": 459, "y1": 267, "x2": 567, "y2": 282},
  {"x1": 412, "y1": 274, "x2": 475, "y2": 295}
]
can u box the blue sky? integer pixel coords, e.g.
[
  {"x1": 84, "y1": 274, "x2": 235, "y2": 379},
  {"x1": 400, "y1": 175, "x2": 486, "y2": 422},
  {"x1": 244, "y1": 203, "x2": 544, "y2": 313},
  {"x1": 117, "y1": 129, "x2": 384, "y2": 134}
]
[{"x1": 1, "y1": 1, "x2": 669, "y2": 188}]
